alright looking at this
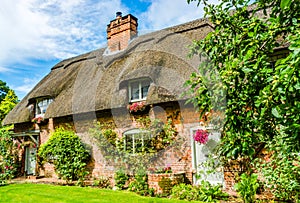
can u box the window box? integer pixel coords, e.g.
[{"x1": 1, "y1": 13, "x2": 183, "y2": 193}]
[
  {"x1": 32, "y1": 116, "x2": 44, "y2": 124},
  {"x1": 127, "y1": 101, "x2": 149, "y2": 114}
]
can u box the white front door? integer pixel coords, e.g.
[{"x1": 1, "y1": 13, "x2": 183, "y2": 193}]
[
  {"x1": 25, "y1": 147, "x2": 37, "y2": 175},
  {"x1": 190, "y1": 127, "x2": 224, "y2": 185}
]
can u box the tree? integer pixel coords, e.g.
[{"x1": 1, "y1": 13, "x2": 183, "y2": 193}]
[
  {"x1": 0, "y1": 90, "x2": 18, "y2": 126},
  {"x1": 0, "y1": 80, "x2": 10, "y2": 104},
  {"x1": 186, "y1": 0, "x2": 299, "y2": 200}
]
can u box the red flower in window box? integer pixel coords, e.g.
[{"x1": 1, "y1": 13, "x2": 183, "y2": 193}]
[
  {"x1": 127, "y1": 101, "x2": 146, "y2": 113},
  {"x1": 193, "y1": 129, "x2": 209, "y2": 144},
  {"x1": 32, "y1": 116, "x2": 44, "y2": 124}
]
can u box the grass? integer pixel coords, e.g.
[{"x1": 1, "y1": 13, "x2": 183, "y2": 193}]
[{"x1": 0, "y1": 183, "x2": 199, "y2": 203}]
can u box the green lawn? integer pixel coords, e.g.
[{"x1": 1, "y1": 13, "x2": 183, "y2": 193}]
[{"x1": 0, "y1": 183, "x2": 198, "y2": 203}]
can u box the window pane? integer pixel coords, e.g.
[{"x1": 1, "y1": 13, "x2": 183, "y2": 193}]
[
  {"x1": 130, "y1": 82, "x2": 140, "y2": 100},
  {"x1": 124, "y1": 130, "x2": 151, "y2": 154},
  {"x1": 141, "y1": 80, "x2": 150, "y2": 99},
  {"x1": 125, "y1": 135, "x2": 133, "y2": 153},
  {"x1": 35, "y1": 98, "x2": 53, "y2": 116}
]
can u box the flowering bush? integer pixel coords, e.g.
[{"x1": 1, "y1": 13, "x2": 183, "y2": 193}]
[
  {"x1": 193, "y1": 129, "x2": 209, "y2": 144},
  {"x1": 127, "y1": 101, "x2": 146, "y2": 113},
  {"x1": 0, "y1": 129, "x2": 19, "y2": 185},
  {"x1": 32, "y1": 116, "x2": 44, "y2": 123}
]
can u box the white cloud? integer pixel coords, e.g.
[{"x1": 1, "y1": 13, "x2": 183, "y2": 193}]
[
  {"x1": 139, "y1": 0, "x2": 211, "y2": 31},
  {"x1": 0, "y1": 66, "x2": 13, "y2": 73},
  {"x1": 1, "y1": 0, "x2": 220, "y2": 99},
  {"x1": 0, "y1": 0, "x2": 127, "y2": 65},
  {"x1": 13, "y1": 77, "x2": 41, "y2": 95},
  {"x1": 0, "y1": 0, "x2": 215, "y2": 67}
]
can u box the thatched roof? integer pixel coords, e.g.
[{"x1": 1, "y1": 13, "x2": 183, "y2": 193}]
[{"x1": 3, "y1": 18, "x2": 213, "y2": 125}]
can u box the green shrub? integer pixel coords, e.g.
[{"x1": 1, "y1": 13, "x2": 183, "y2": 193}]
[
  {"x1": 171, "y1": 183, "x2": 199, "y2": 201},
  {"x1": 197, "y1": 180, "x2": 228, "y2": 202},
  {"x1": 114, "y1": 169, "x2": 129, "y2": 190},
  {"x1": 171, "y1": 181, "x2": 228, "y2": 202},
  {"x1": 128, "y1": 169, "x2": 154, "y2": 196},
  {"x1": 234, "y1": 173, "x2": 259, "y2": 203},
  {"x1": 92, "y1": 176, "x2": 111, "y2": 189},
  {"x1": 38, "y1": 128, "x2": 90, "y2": 184}
]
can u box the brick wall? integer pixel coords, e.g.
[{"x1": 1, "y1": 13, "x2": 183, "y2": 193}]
[
  {"x1": 37, "y1": 102, "x2": 197, "y2": 179},
  {"x1": 148, "y1": 172, "x2": 185, "y2": 194}
]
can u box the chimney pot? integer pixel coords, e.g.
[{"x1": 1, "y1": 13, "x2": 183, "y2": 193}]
[{"x1": 116, "y1": 12, "x2": 122, "y2": 18}]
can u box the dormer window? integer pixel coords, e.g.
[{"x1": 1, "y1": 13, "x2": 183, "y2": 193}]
[
  {"x1": 128, "y1": 78, "x2": 150, "y2": 102},
  {"x1": 35, "y1": 98, "x2": 53, "y2": 117}
]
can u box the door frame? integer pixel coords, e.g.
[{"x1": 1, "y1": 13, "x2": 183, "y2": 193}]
[
  {"x1": 190, "y1": 126, "x2": 224, "y2": 186},
  {"x1": 12, "y1": 132, "x2": 40, "y2": 176},
  {"x1": 25, "y1": 146, "x2": 37, "y2": 175}
]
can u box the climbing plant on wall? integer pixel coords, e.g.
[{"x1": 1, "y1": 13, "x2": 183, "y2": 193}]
[
  {"x1": 90, "y1": 118, "x2": 178, "y2": 174},
  {"x1": 186, "y1": 0, "x2": 300, "y2": 200}
]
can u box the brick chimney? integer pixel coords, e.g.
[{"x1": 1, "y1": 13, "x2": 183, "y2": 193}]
[{"x1": 107, "y1": 12, "x2": 138, "y2": 52}]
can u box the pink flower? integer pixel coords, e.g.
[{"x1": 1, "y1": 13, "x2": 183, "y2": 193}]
[
  {"x1": 127, "y1": 101, "x2": 146, "y2": 113},
  {"x1": 193, "y1": 129, "x2": 209, "y2": 144},
  {"x1": 32, "y1": 116, "x2": 44, "y2": 123}
]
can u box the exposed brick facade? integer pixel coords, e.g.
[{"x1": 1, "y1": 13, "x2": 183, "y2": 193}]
[{"x1": 13, "y1": 101, "x2": 201, "y2": 188}]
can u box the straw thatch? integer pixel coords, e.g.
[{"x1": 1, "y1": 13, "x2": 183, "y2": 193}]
[{"x1": 3, "y1": 18, "x2": 214, "y2": 125}]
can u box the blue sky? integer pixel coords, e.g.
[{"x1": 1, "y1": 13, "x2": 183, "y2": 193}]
[{"x1": 0, "y1": 0, "x2": 214, "y2": 99}]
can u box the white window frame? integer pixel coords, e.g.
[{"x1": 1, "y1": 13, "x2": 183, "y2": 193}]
[
  {"x1": 35, "y1": 98, "x2": 53, "y2": 118},
  {"x1": 123, "y1": 129, "x2": 151, "y2": 154},
  {"x1": 128, "y1": 79, "x2": 150, "y2": 102}
]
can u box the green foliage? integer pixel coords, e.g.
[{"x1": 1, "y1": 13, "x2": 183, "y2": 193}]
[
  {"x1": 171, "y1": 181, "x2": 228, "y2": 202},
  {"x1": 114, "y1": 169, "x2": 129, "y2": 190},
  {"x1": 124, "y1": 118, "x2": 177, "y2": 153},
  {"x1": 196, "y1": 181, "x2": 229, "y2": 203},
  {"x1": 171, "y1": 183, "x2": 199, "y2": 201},
  {"x1": 158, "y1": 176, "x2": 173, "y2": 196},
  {"x1": 186, "y1": 0, "x2": 300, "y2": 201},
  {"x1": 38, "y1": 128, "x2": 90, "y2": 184},
  {"x1": 234, "y1": 173, "x2": 259, "y2": 203},
  {"x1": 128, "y1": 169, "x2": 154, "y2": 196},
  {"x1": 92, "y1": 176, "x2": 112, "y2": 189},
  {"x1": 259, "y1": 130, "x2": 300, "y2": 201},
  {"x1": 0, "y1": 80, "x2": 10, "y2": 104},
  {"x1": 0, "y1": 129, "x2": 18, "y2": 185},
  {"x1": 0, "y1": 90, "x2": 18, "y2": 125}
]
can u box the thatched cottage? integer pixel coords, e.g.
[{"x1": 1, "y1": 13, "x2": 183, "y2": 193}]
[{"x1": 4, "y1": 13, "x2": 226, "y2": 188}]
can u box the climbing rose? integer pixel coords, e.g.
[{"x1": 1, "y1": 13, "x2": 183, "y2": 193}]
[{"x1": 193, "y1": 129, "x2": 209, "y2": 144}]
